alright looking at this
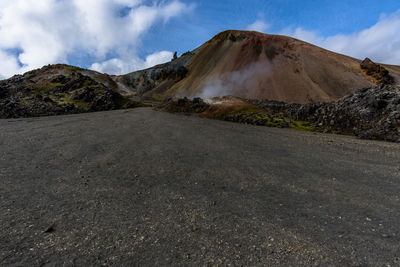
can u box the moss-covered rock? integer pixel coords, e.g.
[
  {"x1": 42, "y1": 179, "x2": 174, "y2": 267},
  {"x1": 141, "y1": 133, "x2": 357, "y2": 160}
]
[
  {"x1": 160, "y1": 97, "x2": 320, "y2": 132},
  {"x1": 161, "y1": 86, "x2": 400, "y2": 143},
  {"x1": 0, "y1": 64, "x2": 143, "y2": 119}
]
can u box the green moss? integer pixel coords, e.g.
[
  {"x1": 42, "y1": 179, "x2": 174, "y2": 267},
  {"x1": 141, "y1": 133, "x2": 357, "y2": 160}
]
[
  {"x1": 291, "y1": 121, "x2": 318, "y2": 131},
  {"x1": 220, "y1": 107, "x2": 320, "y2": 132},
  {"x1": 149, "y1": 93, "x2": 167, "y2": 102},
  {"x1": 64, "y1": 65, "x2": 84, "y2": 75},
  {"x1": 33, "y1": 82, "x2": 63, "y2": 93},
  {"x1": 46, "y1": 92, "x2": 89, "y2": 109},
  {"x1": 57, "y1": 97, "x2": 86, "y2": 109}
]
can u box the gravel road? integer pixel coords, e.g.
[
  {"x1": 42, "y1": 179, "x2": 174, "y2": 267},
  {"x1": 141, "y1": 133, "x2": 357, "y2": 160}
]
[{"x1": 1, "y1": 108, "x2": 400, "y2": 266}]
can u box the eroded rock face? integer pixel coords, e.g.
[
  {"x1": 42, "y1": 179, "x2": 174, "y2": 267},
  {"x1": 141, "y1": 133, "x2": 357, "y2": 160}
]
[
  {"x1": 117, "y1": 53, "x2": 191, "y2": 97},
  {"x1": 361, "y1": 58, "x2": 394, "y2": 85}
]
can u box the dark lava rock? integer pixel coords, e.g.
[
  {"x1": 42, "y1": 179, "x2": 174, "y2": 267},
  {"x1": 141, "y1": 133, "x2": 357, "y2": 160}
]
[
  {"x1": 163, "y1": 85, "x2": 400, "y2": 142},
  {"x1": 44, "y1": 225, "x2": 55, "y2": 233},
  {"x1": 51, "y1": 75, "x2": 69, "y2": 84},
  {"x1": 162, "y1": 97, "x2": 209, "y2": 114},
  {"x1": 43, "y1": 96, "x2": 53, "y2": 103},
  {"x1": 120, "y1": 53, "x2": 192, "y2": 95},
  {"x1": 172, "y1": 51, "x2": 178, "y2": 61},
  {"x1": 74, "y1": 87, "x2": 97, "y2": 102},
  {"x1": 360, "y1": 58, "x2": 394, "y2": 85},
  {"x1": 89, "y1": 92, "x2": 117, "y2": 111},
  {"x1": 252, "y1": 84, "x2": 400, "y2": 142}
]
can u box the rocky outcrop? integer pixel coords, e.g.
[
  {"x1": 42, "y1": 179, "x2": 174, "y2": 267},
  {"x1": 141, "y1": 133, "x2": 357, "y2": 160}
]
[
  {"x1": 162, "y1": 85, "x2": 400, "y2": 142},
  {"x1": 162, "y1": 97, "x2": 209, "y2": 113},
  {"x1": 361, "y1": 58, "x2": 394, "y2": 85},
  {"x1": 252, "y1": 84, "x2": 400, "y2": 142},
  {"x1": 115, "y1": 53, "x2": 192, "y2": 98}
]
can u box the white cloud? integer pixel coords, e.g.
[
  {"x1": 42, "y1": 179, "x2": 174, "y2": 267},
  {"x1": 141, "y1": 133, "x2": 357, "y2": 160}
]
[
  {"x1": 91, "y1": 51, "x2": 173, "y2": 74},
  {"x1": 282, "y1": 10, "x2": 400, "y2": 64},
  {"x1": 0, "y1": 0, "x2": 190, "y2": 78},
  {"x1": 144, "y1": 51, "x2": 174, "y2": 68},
  {"x1": 0, "y1": 50, "x2": 24, "y2": 79},
  {"x1": 246, "y1": 19, "x2": 270, "y2": 33}
]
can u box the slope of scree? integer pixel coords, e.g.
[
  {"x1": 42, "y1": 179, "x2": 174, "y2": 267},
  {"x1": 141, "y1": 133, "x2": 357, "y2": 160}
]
[{"x1": 0, "y1": 64, "x2": 142, "y2": 118}]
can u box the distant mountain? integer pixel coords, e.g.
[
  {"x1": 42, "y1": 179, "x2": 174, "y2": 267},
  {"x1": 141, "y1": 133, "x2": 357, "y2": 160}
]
[{"x1": 118, "y1": 30, "x2": 400, "y2": 103}]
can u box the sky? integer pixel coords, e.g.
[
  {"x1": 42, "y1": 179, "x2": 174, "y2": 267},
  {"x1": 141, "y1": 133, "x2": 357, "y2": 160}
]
[{"x1": 0, "y1": 0, "x2": 400, "y2": 79}]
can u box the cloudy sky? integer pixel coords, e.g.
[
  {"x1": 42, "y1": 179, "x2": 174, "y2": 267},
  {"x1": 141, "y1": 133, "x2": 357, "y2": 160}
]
[{"x1": 0, "y1": 0, "x2": 399, "y2": 79}]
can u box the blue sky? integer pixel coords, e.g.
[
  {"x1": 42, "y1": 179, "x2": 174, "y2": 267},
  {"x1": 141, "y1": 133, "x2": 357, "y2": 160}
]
[
  {"x1": 0, "y1": 0, "x2": 400, "y2": 78},
  {"x1": 142, "y1": 0, "x2": 400, "y2": 57}
]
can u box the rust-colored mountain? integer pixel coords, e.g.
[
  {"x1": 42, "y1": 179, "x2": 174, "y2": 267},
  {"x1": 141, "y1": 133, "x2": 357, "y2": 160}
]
[{"x1": 117, "y1": 30, "x2": 399, "y2": 103}]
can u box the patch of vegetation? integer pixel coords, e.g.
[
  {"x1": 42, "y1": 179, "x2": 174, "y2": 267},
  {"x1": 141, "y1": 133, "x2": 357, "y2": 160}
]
[
  {"x1": 161, "y1": 98, "x2": 323, "y2": 133},
  {"x1": 219, "y1": 108, "x2": 319, "y2": 131},
  {"x1": 33, "y1": 82, "x2": 63, "y2": 94},
  {"x1": 58, "y1": 95, "x2": 90, "y2": 109},
  {"x1": 114, "y1": 95, "x2": 148, "y2": 109},
  {"x1": 60, "y1": 64, "x2": 84, "y2": 75},
  {"x1": 150, "y1": 93, "x2": 167, "y2": 102}
]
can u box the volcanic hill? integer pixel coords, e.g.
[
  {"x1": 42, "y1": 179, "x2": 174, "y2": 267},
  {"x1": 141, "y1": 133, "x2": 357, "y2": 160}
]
[{"x1": 118, "y1": 30, "x2": 399, "y2": 103}]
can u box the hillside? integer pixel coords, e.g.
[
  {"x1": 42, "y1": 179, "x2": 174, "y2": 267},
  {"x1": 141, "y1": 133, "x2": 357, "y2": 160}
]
[
  {"x1": 0, "y1": 64, "x2": 141, "y2": 118},
  {"x1": 119, "y1": 30, "x2": 399, "y2": 103}
]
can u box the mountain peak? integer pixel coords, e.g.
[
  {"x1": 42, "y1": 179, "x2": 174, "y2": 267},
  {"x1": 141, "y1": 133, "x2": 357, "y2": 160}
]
[
  {"x1": 119, "y1": 29, "x2": 399, "y2": 103},
  {"x1": 209, "y1": 30, "x2": 294, "y2": 43}
]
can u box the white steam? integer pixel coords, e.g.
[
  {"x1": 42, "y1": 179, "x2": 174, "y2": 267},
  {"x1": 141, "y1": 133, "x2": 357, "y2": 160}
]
[{"x1": 197, "y1": 61, "x2": 272, "y2": 99}]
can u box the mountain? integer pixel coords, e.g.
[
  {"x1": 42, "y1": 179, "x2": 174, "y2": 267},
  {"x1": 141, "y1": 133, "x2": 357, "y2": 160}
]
[
  {"x1": 1, "y1": 30, "x2": 400, "y2": 119},
  {"x1": 118, "y1": 30, "x2": 399, "y2": 103}
]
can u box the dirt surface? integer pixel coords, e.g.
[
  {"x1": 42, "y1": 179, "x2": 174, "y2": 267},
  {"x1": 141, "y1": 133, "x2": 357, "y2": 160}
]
[{"x1": 1, "y1": 108, "x2": 400, "y2": 266}]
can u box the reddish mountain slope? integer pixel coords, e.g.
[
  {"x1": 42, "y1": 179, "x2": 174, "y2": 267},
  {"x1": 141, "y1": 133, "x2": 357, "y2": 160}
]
[
  {"x1": 119, "y1": 30, "x2": 399, "y2": 103},
  {"x1": 167, "y1": 31, "x2": 375, "y2": 103}
]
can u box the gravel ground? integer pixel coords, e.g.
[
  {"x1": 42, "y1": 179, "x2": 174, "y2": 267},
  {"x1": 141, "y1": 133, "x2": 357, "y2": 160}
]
[{"x1": 1, "y1": 108, "x2": 400, "y2": 266}]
